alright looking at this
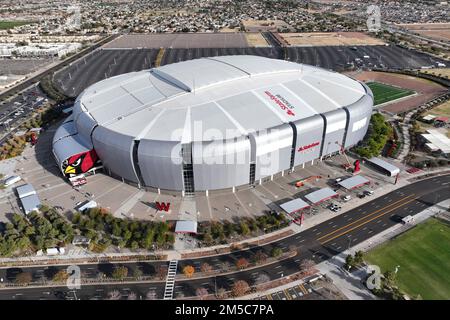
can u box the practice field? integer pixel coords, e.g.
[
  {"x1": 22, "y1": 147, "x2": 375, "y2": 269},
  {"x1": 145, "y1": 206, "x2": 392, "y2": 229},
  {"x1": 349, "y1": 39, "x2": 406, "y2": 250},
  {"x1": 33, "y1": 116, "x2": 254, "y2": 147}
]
[
  {"x1": 0, "y1": 21, "x2": 30, "y2": 30},
  {"x1": 365, "y1": 218, "x2": 450, "y2": 300},
  {"x1": 367, "y1": 82, "x2": 415, "y2": 105}
]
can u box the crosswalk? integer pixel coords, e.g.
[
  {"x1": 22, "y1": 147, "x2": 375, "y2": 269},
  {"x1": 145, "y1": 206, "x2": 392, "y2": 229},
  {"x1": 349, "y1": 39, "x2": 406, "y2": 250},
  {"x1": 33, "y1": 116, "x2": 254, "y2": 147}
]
[
  {"x1": 163, "y1": 260, "x2": 178, "y2": 300},
  {"x1": 256, "y1": 283, "x2": 312, "y2": 300}
]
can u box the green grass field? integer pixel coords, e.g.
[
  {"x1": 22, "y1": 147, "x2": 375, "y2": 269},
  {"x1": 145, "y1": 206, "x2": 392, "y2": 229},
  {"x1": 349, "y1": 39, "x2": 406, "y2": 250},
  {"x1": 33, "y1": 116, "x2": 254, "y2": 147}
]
[
  {"x1": 365, "y1": 218, "x2": 450, "y2": 300},
  {"x1": 0, "y1": 21, "x2": 31, "y2": 30},
  {"x1": 367, "y1": 82, "x2": 415, "y2": 105}
]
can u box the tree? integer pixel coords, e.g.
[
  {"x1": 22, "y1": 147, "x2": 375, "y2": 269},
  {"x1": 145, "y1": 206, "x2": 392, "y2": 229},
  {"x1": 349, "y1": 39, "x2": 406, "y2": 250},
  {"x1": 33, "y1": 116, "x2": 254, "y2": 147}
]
[
  {"x1": 133, "y1": 268, "x2": 143, "y2": 280},
  {"x1": 15, "y1": 272, "x2": 33, "y2": 285},
  {"x1": 127, "y1": 292, "x2": 137, "y2": 300},
  {"x1": 112, "y1": 266, "x2": 128, "y2": 280},
  {"x1": 354, "y1": 251, "x2": 364, "y2": 266},
  {"x1": 202, "y1": 232, "x2": 213, "y2": 244},
  {"x1": 236, "y1": 257, "x2": 249, "y2": 270},
  {"x1": 254, "y1": 273, "x2": 270, "y2": 286},
  {"x1": 196, "y1": 287, "x2": 209, "y2": 300},
  {"x1": 216, "y1": 287, "x2": 228, "y2": 299},
  {"x1": 156, "y1": 265, "x2": 168, "y2": 280},
  {"x1": 146, "y1": 290, "x2": 157, "y2": 300},
  {"x1": 183, "y1": 265, "x2": 195, "y2": 278},
  {"x1": 270, "y1": 247, "x2": 283, "y2": 258},
  {"x1": 108, "y1": 290, "x2": 121, "y2": 300},
  {"x1": 300, "y1": 259, "x2": 315, "y2": 275},
  {"x1": 231, "y1": 280, "x2": 250, "y2": 297},
  {"x1": 383, "y1": 271, "x2": 397, "y2": 288},
  {"x1": 220, "y1": 261, "x2": 231, "y2": 272},
  {"x1": 253, "y1": 250, "x2": 268, "y2": 265},
  {"x1": 345, "y1": 255, "x2": 354, "y2": 271},
  {"x1": 239, "y1": 221, "x2": 250, "y2": 236},
  {"x1": 52, "y1": 270, "x2": 69, "y2": 283},
  {"x1": 200, "y1": 262, "x2": 213, "y2": 274}
]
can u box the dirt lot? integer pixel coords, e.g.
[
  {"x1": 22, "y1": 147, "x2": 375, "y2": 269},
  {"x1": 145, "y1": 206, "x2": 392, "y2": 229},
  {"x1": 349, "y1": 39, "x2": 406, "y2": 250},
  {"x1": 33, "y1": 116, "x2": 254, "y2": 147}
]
[
  {"x1": 349, "y1": 71, "x2": 447, "y2": 113},
  {"x1": 245, "y1": 33, "x2": 269, "y2": 46},
  {"x1": 421, "y1": 68, "x2": 450, "y2": 79},
  {"x1": 397, "y1": 23, "x2": 450, "y2": 42},
  {"x1": 280, "y1": 32, "x2": 385, "y2": 47},
  {"x1": 419, "y1": 100, "x2": 450, "y2": 138},
  {"x1": 103, "y1": 33, "x2": 250, "y2": 49},
  {"x1": 241, "y1": 19, "x2": 292, "y2": 32}
]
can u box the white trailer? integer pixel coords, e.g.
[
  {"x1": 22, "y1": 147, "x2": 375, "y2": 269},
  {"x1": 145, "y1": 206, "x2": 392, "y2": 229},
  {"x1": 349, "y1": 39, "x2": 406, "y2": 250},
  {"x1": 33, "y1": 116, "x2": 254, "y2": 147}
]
[{"x1": 4, "y1": 175, "x2": 21, "y2": 186}]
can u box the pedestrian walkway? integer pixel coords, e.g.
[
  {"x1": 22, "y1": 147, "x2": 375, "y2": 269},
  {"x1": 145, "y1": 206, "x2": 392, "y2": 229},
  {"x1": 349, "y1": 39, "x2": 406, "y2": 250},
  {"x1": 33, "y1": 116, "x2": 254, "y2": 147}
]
[{"x1": 163, "y1": 260, "x2": 178, "y2": 300}]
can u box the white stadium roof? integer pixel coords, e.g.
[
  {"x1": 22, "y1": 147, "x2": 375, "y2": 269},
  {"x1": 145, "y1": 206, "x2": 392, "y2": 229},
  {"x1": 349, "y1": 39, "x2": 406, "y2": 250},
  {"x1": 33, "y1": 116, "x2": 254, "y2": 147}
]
[{"x1": 74, "y1": 55, "x2": 367, "y2": 142}]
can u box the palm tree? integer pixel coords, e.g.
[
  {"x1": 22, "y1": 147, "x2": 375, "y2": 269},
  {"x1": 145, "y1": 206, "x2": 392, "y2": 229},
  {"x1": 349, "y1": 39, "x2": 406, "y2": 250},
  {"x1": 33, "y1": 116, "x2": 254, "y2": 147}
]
[
  {"x1": 146, "y1": 290, "x2": 157, "y2": 300},
  {"x1": 108, "y1": 290, "x2": 121, "y2": 300},
  {"x1": 127, "y1": 292, "x2": 137, "y2": 300}
]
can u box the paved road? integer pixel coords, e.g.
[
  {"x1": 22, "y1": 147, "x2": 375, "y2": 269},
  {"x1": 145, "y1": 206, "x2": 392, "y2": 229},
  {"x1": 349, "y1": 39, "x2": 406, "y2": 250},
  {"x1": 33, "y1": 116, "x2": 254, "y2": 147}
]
[{"x1": 0, "y1": 174, "x2": 448, "y2": 299}]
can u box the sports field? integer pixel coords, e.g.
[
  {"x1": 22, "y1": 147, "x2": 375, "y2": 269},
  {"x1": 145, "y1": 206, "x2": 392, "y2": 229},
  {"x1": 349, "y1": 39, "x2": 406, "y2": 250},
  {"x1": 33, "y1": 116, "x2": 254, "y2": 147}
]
[
  {"x1": 0, "y1": 21, "x2": 30, "y2": 30},
  {"x1": 367, "y1": 82, "x2": 415, "y2": 105},
  {"x1": 365, "y1": 218, "x2": 450, "y2": 300}
]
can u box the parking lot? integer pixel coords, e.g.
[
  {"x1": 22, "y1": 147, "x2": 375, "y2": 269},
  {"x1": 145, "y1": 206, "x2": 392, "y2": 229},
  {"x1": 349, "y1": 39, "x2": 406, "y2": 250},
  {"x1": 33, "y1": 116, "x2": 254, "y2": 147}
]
[
  {"x1": 254, "y1": 278, "x2": 346, "y2": 300},
  {"x1": 52, "y1": 41, "x2": 447, "y2": 98},
  {"x1": 0, "y1": 85, "x2": 48, "y2": 144},
  {"x1": 53, "y1": 48, "x2": 159, "y2": 97}
]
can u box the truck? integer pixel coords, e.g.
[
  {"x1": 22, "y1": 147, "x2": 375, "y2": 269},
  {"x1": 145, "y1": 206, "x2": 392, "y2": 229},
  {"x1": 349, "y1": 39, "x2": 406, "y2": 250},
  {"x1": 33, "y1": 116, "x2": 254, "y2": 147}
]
[{"x1": 3, "y1": 175, "x2": 21, "y2": 186}]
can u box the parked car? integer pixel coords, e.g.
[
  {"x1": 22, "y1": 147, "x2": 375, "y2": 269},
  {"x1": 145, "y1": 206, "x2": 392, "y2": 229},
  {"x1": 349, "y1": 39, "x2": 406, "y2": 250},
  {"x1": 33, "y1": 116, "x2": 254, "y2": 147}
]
[
  {"x1": 364, "y1": 190, "x2": 374, "y2": 196},
  {"x1": 357, "y1": 193, "x2": 366, "y2": 199},
  {"x1": 342, "y1": 195, "x2": 352, "y2": 202}
]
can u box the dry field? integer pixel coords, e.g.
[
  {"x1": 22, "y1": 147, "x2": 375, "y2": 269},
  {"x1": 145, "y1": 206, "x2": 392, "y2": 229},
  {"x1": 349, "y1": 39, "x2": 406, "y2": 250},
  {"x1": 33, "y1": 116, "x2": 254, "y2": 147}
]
[
  {"x1": 280, "y1": 32, "x2": 385, "y2": 46},
  {"x1": 241, "y1": 19, "x2": 291, "y2": 32},
  {"x1": 245, "y1": 32, "x2": 269, "y2": 46},
  {"x1": 397, "y1": 23, "x2": 450, "y2": 41},
  {"x1": 421, "y1": 68, "x2": 450, "y2": 79}
]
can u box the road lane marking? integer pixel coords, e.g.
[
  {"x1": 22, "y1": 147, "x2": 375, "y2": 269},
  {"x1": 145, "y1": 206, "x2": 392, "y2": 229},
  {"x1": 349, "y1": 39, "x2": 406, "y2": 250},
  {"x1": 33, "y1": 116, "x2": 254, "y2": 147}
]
[
  {"x1": 317, "y1": 195, "x2": 415, "y2": 242},
  {"x1": 319, "y1": 197, "x2": 417, "y2": 244}
]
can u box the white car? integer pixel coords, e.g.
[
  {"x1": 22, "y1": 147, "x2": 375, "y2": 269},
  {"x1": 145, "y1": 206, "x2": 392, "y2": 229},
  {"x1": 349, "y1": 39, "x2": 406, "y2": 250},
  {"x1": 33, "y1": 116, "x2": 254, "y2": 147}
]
[{"x1": 343, "y1": 195, "x2": 352, "y2": 202}]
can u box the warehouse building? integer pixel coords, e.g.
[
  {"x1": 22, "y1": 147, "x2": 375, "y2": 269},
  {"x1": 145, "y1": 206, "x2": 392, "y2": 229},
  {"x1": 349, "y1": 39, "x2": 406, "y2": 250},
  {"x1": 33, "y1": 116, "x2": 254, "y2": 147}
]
[{"x1": 52, "y1": 55, "x2": 373, "y2": 195}]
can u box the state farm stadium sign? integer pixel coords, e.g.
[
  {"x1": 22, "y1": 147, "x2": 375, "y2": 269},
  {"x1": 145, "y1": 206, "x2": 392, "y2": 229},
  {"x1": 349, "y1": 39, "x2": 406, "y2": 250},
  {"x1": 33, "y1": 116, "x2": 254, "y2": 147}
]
[
  {"x1": 298, "y1": 141, "x2": 320, "y2": 152},
  {"x1": 264, "y1": 91, "x2": 295, "y2": 117}
]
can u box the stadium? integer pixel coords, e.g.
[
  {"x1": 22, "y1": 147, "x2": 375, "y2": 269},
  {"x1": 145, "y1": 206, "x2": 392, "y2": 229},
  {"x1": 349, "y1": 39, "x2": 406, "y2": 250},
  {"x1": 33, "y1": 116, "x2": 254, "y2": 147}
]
[{"x1": 52, "y1": 55, "x2": 373, "y2": 194}]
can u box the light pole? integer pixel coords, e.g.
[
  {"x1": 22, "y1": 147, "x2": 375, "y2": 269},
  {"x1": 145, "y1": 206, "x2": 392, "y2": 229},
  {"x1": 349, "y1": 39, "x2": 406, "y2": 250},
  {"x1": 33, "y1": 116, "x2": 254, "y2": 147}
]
[{"x1": 394, "y1": 265, "x2": 400, "y2": 274}]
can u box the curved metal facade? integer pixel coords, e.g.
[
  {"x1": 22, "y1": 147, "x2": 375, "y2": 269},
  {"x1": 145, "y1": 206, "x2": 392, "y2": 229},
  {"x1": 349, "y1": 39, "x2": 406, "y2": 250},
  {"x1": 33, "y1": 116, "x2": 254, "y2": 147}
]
[{"x1": 52, "y1": 56, "x2": 373, "y2": 192}]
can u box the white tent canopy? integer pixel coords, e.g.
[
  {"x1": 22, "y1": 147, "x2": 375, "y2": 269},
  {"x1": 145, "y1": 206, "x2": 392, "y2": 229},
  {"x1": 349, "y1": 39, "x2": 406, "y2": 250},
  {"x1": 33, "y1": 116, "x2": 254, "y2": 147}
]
[
  {"x1": 338, "y1": 175, "x2": 370, "y2": 190},
  {"x1": 175, "y1": 220, "x2": 198, "y2": 234},
  {"x1": 305, "y1": 187, "x2": 338, "y2": 204},
  {"x1": 279, "y1": 198, "x2": 310, "y2": 214}
]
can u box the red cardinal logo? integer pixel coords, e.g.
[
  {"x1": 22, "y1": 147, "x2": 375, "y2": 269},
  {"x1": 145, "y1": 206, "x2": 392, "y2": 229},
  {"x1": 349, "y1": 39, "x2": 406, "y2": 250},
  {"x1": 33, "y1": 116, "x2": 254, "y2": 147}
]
[{"x1": 64, "y1": 149, "x2": 99, "y2": 176}]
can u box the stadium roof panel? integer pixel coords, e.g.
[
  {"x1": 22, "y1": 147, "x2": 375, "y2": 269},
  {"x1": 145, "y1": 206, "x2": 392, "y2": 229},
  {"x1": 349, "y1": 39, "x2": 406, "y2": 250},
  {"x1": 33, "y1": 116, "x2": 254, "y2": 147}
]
[{"x1": 74, "y1": 56, "x2": 367, "y2": 142}]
